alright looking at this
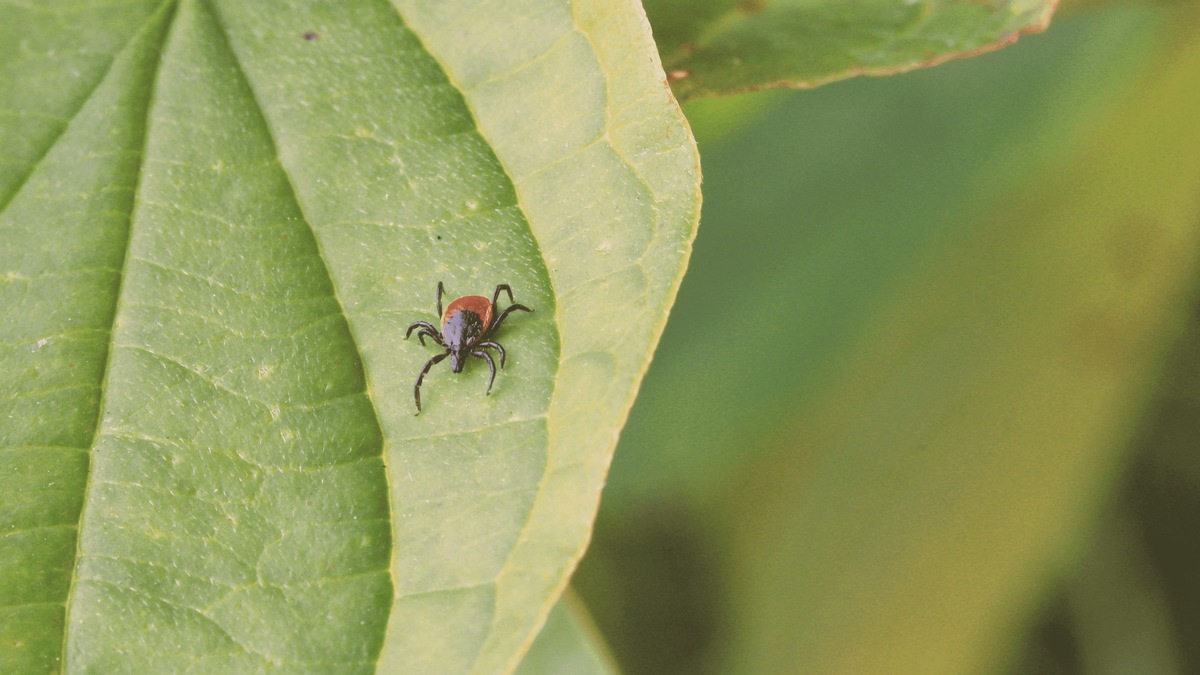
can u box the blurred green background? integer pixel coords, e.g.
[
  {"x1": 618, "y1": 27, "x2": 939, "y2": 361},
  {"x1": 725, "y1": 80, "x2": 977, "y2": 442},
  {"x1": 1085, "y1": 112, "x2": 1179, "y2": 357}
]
[{"x1": 572, "y1": 3, "x2": 1200, "y2": 673}]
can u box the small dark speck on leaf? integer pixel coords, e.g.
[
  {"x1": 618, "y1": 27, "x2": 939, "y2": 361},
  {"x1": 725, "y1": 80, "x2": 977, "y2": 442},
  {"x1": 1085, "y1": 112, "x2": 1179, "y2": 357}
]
[
  {"x1": 303, "y1": 31, "x2": 319, "y2": 41},
  {"x1": 436, "y1": 235, "x2": 442, "y2": 240}
]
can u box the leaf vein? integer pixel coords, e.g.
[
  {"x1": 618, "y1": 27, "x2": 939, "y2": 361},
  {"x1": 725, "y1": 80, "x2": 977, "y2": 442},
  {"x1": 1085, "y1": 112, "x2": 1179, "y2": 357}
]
[
  {"x1": 0, "y1": 4, "x2": 163, "y2": 219},
  {"x1": 62, "y1": 4, "x2": 178, "y2": 668}
]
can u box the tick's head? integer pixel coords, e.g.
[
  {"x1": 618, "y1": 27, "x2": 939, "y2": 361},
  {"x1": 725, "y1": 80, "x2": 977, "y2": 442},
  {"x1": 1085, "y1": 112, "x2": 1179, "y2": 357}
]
[{"x1": 450, "y1": 350, "x2": 466, "y2": 373}]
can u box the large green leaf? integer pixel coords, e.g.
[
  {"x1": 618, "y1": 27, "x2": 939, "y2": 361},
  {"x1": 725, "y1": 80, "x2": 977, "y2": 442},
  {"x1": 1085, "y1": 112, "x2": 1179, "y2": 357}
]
[
  {"x1": 644, "y1": 0, "x2": 1056, "y2": 101},
  {"x1": 0, "y1": 0, "x2": 699, "y2": 672}
]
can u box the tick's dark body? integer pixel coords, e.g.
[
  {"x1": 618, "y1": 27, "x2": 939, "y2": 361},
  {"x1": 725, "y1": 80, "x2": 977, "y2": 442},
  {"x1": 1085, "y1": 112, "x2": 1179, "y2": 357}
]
[{"x1": 405, "y1": 282, "x2": 531, "y2": 413}]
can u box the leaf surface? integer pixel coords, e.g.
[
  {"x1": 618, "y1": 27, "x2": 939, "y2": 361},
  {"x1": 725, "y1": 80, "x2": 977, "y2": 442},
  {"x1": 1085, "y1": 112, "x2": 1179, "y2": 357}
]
[
  {"x1": 644, "y1": 0, "x2": 1057, "y2": 100},
  {"x1": 0, "y1": 0, "x2": 698, "y2": 672}
]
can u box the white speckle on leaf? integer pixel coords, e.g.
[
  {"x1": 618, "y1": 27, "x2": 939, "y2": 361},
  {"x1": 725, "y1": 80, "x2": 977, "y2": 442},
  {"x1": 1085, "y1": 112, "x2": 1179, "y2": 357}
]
[
  {"x1": 32, "y1": 338, "x2": 48, "y2": 349},
  {"x1": 257, "y1": 364, "x2": 274, "y2": 379}
]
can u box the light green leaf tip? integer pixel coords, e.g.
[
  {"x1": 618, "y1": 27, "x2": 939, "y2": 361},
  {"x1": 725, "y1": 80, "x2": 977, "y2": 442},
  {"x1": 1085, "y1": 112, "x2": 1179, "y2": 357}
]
[
  {"x1": 516, "y1": 592, "x2": 618, "y2": 675},
  {"x1": 0, "y1": 0, "x2": 699, "y2": 672}
]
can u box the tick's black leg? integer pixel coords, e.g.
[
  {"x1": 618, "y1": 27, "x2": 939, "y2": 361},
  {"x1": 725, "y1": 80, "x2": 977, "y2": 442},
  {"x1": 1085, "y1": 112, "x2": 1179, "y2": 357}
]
[
  {"x1": 406, "y1": 321, "x2": 438, "y2": 340},
  {"x1": 489, "y1": 303, "x2": 532, "y2": 335},
  {"x1": 473, "y1": 349, "x2": 497, "y2": 394},
  {"x1": 477, "y1": 340, "x2": 506, "y2": 368},
  {"x1": 416, "y1": 328, "x2": 445, "y2": 347},
  {"x1": 491, "y1": 284, "x2": 516, "y2": 315},
  {"x1": 436, "y1": 281, "x2": 446, "y2": 318},
  {"x1": 414, "y1": 350, "x2": 450, "y2": 414}
]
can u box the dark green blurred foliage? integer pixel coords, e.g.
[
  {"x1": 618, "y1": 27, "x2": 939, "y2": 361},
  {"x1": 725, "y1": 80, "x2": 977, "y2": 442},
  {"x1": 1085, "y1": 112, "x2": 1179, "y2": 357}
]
[
  {"x1": 574, "y1": 4, "x2": 1200, "y2": 674},
  {"x1": 1019, "y1": 301, "x2": 1200, "y2": 674}
]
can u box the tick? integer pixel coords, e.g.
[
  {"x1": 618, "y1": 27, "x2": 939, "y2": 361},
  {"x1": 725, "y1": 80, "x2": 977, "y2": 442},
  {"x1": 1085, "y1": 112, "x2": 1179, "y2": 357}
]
[{"x1": 405, "y1": 281, "x2": 533, "y2": 413}]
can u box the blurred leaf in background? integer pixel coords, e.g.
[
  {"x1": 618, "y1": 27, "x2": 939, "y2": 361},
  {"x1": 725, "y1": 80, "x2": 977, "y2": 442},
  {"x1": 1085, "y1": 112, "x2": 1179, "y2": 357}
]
[
  {"x1": 1015, "y1": 250, "x2": 1200, "y2": 674},
  {"x1": 648, "y1": 0, "x2": 1055, "y2": 101},
  {"x1": 576, "y1": 3, "x2": 1200, "y2": 674}
]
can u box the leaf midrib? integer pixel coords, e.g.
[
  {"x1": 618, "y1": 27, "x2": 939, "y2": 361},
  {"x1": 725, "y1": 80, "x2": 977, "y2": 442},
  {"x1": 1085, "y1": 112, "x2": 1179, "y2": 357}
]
[
  {"x1": 0, "y1": 3, "x2": 169, "y2": 223},
  {"x1": 58, "y1": 0, "x2": 178, "y2": 670},
  {"x1": 58, "y1": 0, "x2": 397, "y2": 668}
]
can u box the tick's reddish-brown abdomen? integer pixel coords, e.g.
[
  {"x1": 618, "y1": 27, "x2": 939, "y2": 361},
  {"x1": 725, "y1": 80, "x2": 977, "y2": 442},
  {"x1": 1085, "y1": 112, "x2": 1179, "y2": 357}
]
[{"x1": 442, "y1": 295, "x2": 492, "y2": 329}]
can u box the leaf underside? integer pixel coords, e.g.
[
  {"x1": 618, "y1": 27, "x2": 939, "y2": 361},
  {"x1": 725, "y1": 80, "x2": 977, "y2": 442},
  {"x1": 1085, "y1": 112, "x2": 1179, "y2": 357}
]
[
  {"x1": 644, "y1": 0, "x2": 1057, "y2": 101},
  {"x1": 0, "y1": 0, "x2": 698, "y2": 672}
]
